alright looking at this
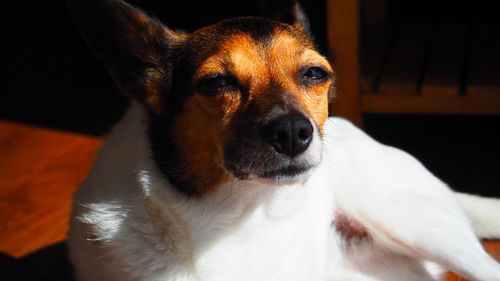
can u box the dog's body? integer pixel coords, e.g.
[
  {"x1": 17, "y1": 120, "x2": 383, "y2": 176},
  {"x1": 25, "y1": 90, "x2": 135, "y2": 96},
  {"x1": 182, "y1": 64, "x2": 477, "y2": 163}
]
[
  {"x1": 67, "y1": 1, "x2": 500, "y2": 280},
  {"x1": 68, "y1": 103, "x2": 500, "y2": 281}
]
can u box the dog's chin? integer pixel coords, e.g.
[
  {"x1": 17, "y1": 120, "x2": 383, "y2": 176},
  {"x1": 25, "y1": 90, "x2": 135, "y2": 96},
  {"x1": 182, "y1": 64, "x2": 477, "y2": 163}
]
[{"x1": 252, "y1": 165, "x2": 315, "y2": 186}]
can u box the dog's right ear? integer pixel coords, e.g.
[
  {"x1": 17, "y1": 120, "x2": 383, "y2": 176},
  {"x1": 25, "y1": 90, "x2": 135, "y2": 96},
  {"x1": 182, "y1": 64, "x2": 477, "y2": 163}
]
[
  {"x1": 67, "y1": 0, "x2": 183, "y2": 111},
  {"x1": 273, "y1": 2, "x2": 312, "y2": 39}
]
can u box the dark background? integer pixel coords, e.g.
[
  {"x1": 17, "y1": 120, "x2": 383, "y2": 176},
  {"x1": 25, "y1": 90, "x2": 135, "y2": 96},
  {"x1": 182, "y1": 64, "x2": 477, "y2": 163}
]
[{"x1": 1, "y1": 0, "x2": 499, "y2": 195}]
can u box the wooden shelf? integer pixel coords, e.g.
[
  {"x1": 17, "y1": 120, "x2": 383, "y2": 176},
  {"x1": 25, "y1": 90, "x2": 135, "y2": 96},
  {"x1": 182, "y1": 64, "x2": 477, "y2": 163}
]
[
  {"x1": 362, "y1": 94, "x2": 500, "y2": 114},
  {"x1": 360, "y1": 23, "x2": 500, "y2": 114}
]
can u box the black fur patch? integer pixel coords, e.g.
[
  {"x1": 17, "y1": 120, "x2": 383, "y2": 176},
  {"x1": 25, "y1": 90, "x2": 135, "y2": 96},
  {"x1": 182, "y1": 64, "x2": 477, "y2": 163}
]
[{"x1": 217, "y1": 17, "x2": 279, "y2": 46}]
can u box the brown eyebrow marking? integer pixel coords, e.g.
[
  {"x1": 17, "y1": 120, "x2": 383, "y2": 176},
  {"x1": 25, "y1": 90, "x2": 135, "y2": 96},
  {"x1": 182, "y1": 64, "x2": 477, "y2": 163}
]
[
  {"x1": 263, "y1": 32, "x2": 331, "y2": 132},
  {"x1": 194, "y1": 34, "x2": 268, "y2": 85}
]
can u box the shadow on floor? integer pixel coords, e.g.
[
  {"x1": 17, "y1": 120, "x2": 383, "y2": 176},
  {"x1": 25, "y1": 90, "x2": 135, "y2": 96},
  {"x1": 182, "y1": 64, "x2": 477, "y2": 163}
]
[{"x1": 0, "y1": 243, "x2": 74, "y2": 281}]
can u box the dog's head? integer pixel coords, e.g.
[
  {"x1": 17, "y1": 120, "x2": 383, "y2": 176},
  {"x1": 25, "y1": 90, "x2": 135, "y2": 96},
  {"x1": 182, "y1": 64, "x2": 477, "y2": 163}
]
[{"x1": 69, "y1": 0, "x2": 334, "y2": 196}]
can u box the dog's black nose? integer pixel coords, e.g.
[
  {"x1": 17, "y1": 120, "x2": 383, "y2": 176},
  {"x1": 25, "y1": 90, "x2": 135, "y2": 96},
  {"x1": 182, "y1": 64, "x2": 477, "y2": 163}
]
[{"x1": 261, "y1": 114, "x2": 313, "y2": 158}]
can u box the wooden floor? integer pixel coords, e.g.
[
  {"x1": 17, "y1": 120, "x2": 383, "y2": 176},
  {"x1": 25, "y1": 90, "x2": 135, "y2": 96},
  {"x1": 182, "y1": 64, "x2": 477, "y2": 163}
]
[
  {"x1": 0, "y1": 121, "x2": 101, "y2": 258},
  {"x1": 0, "y1": 120, "x2": 498, "y2": 280}
]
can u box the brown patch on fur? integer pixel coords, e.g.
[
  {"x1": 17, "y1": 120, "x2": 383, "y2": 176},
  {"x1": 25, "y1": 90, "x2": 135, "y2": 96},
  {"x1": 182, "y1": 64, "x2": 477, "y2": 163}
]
[
  {"x1": 334, "y1": 212, "x2": 369, "y2": 241},
  {"x1": 194, "y1": 34, "x2": 268, "y2": 89},
  {"x1": 172, "y1": 35, "x2": 267, "y2": 194},
  {"x1": 173, "y1": 94, "x2": 234, "y2": 195},
  {"x1": 266, "y1": 33, "x2": 331, "y2": 132},
  {"x1": 173, "y1": 30, "x2": 333, "y2": 195},
  {"x1": 144, "y1": 68, "x2": 167, "y2": 114}
]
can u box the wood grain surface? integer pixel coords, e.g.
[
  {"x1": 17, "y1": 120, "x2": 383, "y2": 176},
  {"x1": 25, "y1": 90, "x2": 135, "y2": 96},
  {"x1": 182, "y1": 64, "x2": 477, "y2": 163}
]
[{"x1": 0, "y1": 121, "x2": 101, "y2": 258}]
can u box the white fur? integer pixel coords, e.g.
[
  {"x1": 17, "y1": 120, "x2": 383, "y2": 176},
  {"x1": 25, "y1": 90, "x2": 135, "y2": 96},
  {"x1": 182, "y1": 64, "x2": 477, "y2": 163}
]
[
  {"x1": 68, "y1": 103, "x2": 500, "y2": 281},
  {"x1": 455, "y1": 192, "x2": 500, "y2": 239}
]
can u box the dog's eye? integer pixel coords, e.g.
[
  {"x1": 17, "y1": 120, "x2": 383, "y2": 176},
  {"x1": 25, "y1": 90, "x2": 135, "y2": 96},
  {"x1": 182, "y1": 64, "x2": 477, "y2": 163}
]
[
  {"x1": 300, "y1": 67, "x2": 329, "y2": 86},
  {"x1": 196, "y1": 75, "x2": 237, "y2": 95}
]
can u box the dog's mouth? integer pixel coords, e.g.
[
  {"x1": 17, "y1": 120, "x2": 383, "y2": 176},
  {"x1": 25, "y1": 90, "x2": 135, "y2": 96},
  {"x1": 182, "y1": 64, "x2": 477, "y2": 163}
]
[
  {"x1": 258, "y1": 164, "x2": 312, "y2": 180},
  {"x1": 224, "y1": 149, "x2": 319, "y2": 184}
]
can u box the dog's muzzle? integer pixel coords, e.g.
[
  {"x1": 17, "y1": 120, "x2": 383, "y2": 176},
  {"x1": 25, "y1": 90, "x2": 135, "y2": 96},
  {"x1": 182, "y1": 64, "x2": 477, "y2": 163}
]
[
  {"x1": 224, "y1": 113, "x2": 322, "y2": 183},
  {"x1": 260, "y1": 114, "x2": 313, "y2": 158}
]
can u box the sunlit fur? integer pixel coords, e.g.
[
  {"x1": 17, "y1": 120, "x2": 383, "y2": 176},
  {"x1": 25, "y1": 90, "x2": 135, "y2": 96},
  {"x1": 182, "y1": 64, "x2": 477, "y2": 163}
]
[
  {"x1": 69, "y1": 104, "x2": 500, "y2": 281},
  {"x1": 68, "y1": 1, "x2": 500, "y2": 280}
]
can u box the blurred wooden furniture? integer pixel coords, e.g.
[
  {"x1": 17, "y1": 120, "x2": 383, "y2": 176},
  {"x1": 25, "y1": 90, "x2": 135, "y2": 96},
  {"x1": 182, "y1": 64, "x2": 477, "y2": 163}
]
[
  {"x1": 327, "y1": 0, "x2": 500, "y2": 125},
  {"x1": 0, "y1": 121, "x2": 101, "y2": 258}
]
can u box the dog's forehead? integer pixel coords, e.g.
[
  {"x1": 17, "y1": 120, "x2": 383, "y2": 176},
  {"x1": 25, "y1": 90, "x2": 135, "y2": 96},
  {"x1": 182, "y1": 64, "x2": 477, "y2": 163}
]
[
  {"x1": 192, "y1": 17, "x2": 308, "y2": 47},
  {"x1": 184, "y1": 17, "x2": 319, "y2": 77}
]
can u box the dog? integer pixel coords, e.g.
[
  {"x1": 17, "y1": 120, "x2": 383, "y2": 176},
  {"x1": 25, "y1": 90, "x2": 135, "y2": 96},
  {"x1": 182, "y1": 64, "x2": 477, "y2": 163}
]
[{"x1": 67, "y1": 0, "x2": 500, "y2": 280}]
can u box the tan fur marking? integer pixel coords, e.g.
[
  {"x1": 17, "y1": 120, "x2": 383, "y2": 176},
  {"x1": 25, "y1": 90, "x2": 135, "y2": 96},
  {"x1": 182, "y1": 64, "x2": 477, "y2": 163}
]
[
  {"x1": 194, "y1": 34, "x2": 268, "y2": 86},
  {"x1": 177, "y1": 34, "x2": 270, "y2": 194},
  {"x1": 266, "y1": 33, "x2": 332, "y2": 132},
  {"x1": 173, "y1": 93, "x2": 236, "y2": 195},
  {"x1": 144, "y1": 68, "x2": 166, "y2": 114}
]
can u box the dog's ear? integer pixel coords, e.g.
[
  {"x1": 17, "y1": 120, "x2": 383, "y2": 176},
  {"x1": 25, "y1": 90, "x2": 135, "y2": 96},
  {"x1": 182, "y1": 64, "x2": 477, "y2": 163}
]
[
  {"x1": 291, "y1": 2, "x2": 312, "y2": 37},
  {"x1": 274, "y1": 2, "x2": 312, "y2": 38},
  {"x1": 67, "y1": 0, "x2": 182, "y2": 107}
]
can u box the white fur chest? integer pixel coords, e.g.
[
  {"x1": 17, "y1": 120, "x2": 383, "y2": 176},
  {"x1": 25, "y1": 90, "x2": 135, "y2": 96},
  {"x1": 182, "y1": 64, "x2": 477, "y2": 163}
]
[
  {"x1": 68, "y1": 104, "x2": 337, "y2": 281},
  {"x1": 188, "y1": 174, "x2": 335, "y2": 281},
  {"x1": 134, "y1": 156, "x2": 337, "y2": 281},
  {"x1": 71, "y1": 166, "x2": 337, "y2": 281}
]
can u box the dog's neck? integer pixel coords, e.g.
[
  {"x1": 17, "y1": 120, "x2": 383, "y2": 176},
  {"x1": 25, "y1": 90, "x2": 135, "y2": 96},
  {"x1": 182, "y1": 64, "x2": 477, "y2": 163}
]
[
  {"x1": 122, "y1": 103, "x2": 321, "y2": 250},
  {"x1": 141, "y1": 157, "x2": 312, "y2": 246}
]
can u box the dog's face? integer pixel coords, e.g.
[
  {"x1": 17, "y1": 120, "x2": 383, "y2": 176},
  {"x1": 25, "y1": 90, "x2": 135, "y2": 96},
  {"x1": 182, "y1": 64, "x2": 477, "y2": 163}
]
[{"x1": 69, "y1": 0, "x2": 334, "y2": 196}]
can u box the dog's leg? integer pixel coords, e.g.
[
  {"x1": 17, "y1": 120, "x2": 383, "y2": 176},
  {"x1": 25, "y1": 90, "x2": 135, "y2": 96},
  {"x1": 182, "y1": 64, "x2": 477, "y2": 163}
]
[
  {"x1": 325, "y1": 118, "x2": 500, "y2": 281},
  {"x1": 357, "y1": 204, "x2": 500, "y2": 281},
  {"x1": 455, "y1": 192, "x2": 500, "y2": 239},
  {"x1": 337, "y1": 166, "x2": 500, "y2": 281},
  {"x1": 329, "y1": 271, "x2": 381, "y2": 281},
  {"x1": 336, "y1": 166, "x2": 500, "y2": 280}
]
